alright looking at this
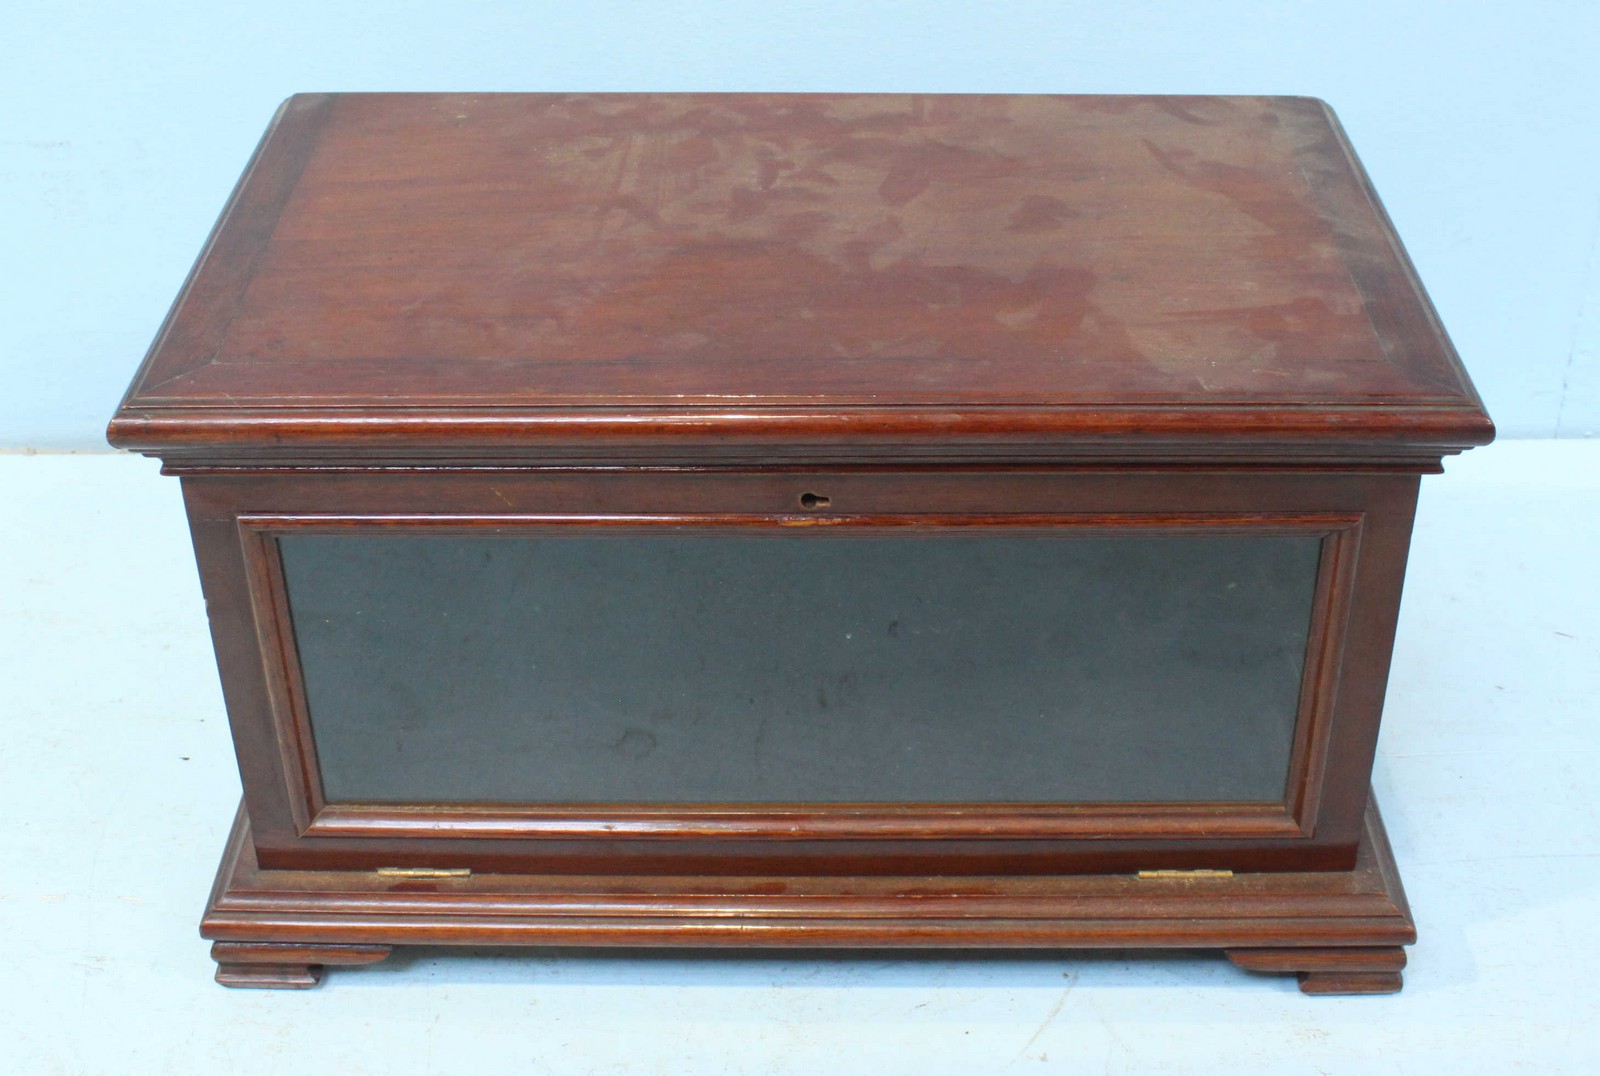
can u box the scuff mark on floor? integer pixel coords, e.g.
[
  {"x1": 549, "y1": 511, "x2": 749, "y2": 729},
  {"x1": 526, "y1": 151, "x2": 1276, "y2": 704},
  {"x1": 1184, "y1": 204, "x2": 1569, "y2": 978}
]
[{"x1": 1008, "y1": 975, "x2": 1074, "y2": 1066}]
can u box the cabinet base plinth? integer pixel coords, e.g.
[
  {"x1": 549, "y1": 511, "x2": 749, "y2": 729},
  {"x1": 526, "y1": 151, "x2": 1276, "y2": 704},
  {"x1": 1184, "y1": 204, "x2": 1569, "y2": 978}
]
[
  {"x1": 203, "y1": 796, "x2": 1414, "y2": 992},
  {"x1": 1226, "y1": 945, "x2": 1407, "y2": 994},
  {"x1": 210, "y1": 941, "x2": 392, "y2": 989}
]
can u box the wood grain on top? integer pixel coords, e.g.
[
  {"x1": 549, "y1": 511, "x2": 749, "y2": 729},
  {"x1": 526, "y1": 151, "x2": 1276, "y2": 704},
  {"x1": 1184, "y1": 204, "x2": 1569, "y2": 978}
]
[{"x1": 110, "y1": 93, "x2": 1492, "y2": 460}]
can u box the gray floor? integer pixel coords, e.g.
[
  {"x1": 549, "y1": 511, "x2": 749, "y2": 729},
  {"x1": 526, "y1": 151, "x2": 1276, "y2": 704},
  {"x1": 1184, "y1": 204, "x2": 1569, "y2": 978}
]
[{"x1": 2, "y1": 443, "x2": 1595, "y2": 1074}]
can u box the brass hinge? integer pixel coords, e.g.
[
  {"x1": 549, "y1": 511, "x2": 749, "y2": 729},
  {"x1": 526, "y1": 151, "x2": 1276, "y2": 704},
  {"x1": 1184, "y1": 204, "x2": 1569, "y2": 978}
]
[
  {"x1": 1137, "y1": 868, "x2": 1234, "y2": 880},
  {"x1": 375, "y1": 866, "x2": 472, "y2": 879}
]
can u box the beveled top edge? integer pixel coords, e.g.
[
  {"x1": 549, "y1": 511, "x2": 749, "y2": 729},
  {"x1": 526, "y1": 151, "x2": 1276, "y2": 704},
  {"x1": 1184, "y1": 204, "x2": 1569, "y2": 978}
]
[
  {"x1": 108, "y1": 400, "x2": 1495, "y2": 471},
  {"x1": 109, "y1": 92, "x2": 1494, "y2": 462}
]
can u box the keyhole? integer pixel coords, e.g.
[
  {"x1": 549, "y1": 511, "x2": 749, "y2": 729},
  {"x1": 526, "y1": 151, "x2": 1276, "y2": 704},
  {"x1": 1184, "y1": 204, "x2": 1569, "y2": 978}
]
[{"x1": 798, "y1": 492, "x2": 831, "y2": 510}]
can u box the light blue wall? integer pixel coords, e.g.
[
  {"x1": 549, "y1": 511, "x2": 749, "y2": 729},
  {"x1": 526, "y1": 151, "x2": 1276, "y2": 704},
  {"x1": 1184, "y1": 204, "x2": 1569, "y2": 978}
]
[{"x1": 4, "y1": 0, "x2": 1596, "y2": 446}]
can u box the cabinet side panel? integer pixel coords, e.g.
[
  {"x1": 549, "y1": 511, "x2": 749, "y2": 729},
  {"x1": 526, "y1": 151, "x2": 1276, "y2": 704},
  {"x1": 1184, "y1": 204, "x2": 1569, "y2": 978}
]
[
  {"x1": 1308, "y1": 474, "x2": 1419, "y2": 844},
  {"x1": 182, "y1": 477, "x2": 305, "y2": 848}
]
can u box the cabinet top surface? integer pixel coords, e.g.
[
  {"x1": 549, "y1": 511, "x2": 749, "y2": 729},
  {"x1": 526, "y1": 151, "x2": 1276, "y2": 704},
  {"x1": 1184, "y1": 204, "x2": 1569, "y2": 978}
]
[{"x1": 110, "y1": 93, "x2": 1491, "y2": 461}]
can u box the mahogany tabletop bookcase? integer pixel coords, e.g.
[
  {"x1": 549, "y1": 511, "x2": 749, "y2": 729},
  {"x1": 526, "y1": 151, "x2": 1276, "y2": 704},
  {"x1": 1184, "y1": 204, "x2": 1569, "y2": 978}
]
[{"x1": 108, "y1": 93, "x2": 1493, "y2": 994}]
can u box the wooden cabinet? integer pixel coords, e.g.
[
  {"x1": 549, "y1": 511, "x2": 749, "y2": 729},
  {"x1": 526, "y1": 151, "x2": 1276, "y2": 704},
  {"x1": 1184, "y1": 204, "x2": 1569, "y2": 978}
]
[{"x1": 109, "y1": 93, "x2": 1492, "y2": 993}]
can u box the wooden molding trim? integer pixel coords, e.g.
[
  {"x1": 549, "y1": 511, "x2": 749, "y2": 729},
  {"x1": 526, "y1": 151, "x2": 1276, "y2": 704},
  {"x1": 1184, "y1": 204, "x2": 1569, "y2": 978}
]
[
  {"x1": 234, "y1": 509, "x2": 1359, "y2": 848},
  {"x1": 201, "y1": 795, "x2": 1414, "y2": 990}
]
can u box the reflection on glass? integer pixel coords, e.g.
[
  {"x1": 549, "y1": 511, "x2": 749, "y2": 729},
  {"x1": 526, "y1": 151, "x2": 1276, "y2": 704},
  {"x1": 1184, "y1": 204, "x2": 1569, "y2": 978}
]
[{"x1": 280, "y1": 533, "x2": 1320, "y2": 805}]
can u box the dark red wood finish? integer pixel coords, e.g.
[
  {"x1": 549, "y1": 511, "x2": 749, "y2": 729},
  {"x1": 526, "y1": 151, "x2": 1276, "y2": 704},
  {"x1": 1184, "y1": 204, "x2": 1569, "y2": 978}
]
[
  {"x1": 110, "y1": 93, "x2": 1490, "y2": 468},
  {"x1": 107, "y1": 93, "x2": 1491, "y2": 989},
  {"x1": 203, "y1": 798, "x2": 1415, "y2": 995},
  {"x1": 181, "y1": 468, "x2": 1412, "y2": 875}
]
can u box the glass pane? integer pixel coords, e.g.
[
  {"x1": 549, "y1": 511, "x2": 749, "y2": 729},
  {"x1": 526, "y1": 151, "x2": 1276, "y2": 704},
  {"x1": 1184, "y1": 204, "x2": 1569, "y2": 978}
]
[{"x1": 279, "y1": 532, "x2": 1321, "y2": 805}]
